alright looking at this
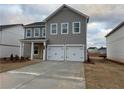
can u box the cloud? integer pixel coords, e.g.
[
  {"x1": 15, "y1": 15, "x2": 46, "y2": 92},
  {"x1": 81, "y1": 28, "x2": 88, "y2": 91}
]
[
  {"x1": 0, "y1": 4, "x2": 124, "y2": 48},
  {"x1": 71, "y1": 4, "x2": 124, "y2": 29},
  {"x1": 87, "y1": 22, "x2": 112, "y2": 48},
  {"x1": 0, "y1": 4, "x2": 60, "y2": 25}
]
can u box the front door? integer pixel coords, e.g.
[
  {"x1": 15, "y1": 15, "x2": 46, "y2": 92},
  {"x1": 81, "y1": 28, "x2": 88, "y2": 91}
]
[{"x1": 33, "y1": 43, "x2": 43, "y2": 59}]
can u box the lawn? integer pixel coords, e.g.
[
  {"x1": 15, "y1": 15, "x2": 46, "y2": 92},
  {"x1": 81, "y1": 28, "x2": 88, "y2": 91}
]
[
  {"x1": 0, "y1": 61, "x2": 39, "y2": 73},
  {"x1": 84, "y1": 57, "x2": 124, "y2": 89}
]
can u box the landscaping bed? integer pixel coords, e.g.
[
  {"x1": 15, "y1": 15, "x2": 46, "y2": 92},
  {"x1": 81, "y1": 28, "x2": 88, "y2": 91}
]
[
  {"x1": 0, "y1": 55, "x2": 39, "y2": 73},
  {"x1": 84, "y1": 57, "x2": 124, "y2": 89},
  {"x1": 0, "y1": 61, "x2": 39, "y2": 73}
]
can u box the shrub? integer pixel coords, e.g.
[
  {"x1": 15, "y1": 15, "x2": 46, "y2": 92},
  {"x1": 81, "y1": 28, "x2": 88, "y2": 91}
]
[
  {"x1": 15, "y1": 55, "x2": 19, "y2": 60},
  {"x1": 10, "y1": 54, "x2": 14, "y2": 61},
  {"x1": 20, "y1": 56, "x2": 25, "y2": 61},
  {"x1": 3, "y1": 57, "x2": 7, "y2": 61},
  {"x1": 26, "y1": 57, "x2": 30, "y2": 61}
]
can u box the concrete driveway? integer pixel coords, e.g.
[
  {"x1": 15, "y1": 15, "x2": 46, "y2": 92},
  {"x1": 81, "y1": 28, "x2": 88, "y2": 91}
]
[{"x1": 0, "y1": 61, "x2": 85, "y2": 89}]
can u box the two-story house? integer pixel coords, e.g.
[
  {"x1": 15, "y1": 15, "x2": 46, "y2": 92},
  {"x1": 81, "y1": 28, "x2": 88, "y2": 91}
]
[
  {"x1": 0, "y1": 24, "x2": 24, "y2": 58},
  {"x1": 20, "y1": 4, "x2": 89, "y2": 62}
]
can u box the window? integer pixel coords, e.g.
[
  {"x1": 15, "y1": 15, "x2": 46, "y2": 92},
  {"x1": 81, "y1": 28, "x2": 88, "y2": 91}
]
[
  {"x1": 50, "y1": 23, "x2": 58, "y2": 35},
  {"x1": 42, "y1": 28, "x2": 46, "y2": 38},
  {"x1": 34, "y1": 28, "x2": 40, "y2": 37},
  {"x1": 26, "y1": 28, "x2": 32, "y2": 38},
  {"x1": 72, "y1": 22, "x2": 81, "y2": 34},
  {"x1": 61, "y1": 23, "x2": 69, "y2": 34},
  {"x1": 34, "y1": 45, "x2": 39, "y2": 55}
]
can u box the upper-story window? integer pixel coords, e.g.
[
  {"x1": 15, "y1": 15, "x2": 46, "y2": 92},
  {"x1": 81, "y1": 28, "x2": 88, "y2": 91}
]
[
  {"x1": 42, "y1": 28, "x2": 46, "y2": 38},
  {"x1": 50, "y1": 23, "x2": 58, "y2": 35},
  {"x1": 72, "y1": 22, "x2": 81, "y2": 34},
  {"x1": 34, "y1": 28, "x2": 40, "y2": 37},
  {"x1": 26, "y1": 28, "x2": 32, "y2": 38},
  {"x1": 61, "y1": 23, "x2": 69, "y2": 34}
]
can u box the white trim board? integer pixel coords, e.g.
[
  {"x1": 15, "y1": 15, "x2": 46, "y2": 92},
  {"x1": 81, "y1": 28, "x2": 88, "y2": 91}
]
[
  {"x1": 47, "y1": 44, "x2": 85, "y2": 47},
  {"x1": 47, "y1": 44, "x2": 65, "y2": 47}
]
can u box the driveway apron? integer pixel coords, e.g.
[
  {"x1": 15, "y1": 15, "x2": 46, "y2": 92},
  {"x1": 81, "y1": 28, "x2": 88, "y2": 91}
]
[{"x1": 0, "y1": 61, "x2": 86, "y2": 89}]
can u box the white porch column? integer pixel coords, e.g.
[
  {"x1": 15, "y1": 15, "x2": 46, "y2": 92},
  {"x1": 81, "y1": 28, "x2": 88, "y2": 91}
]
[
  {"x1": 31, "y1": 42, "x2": 34, "y2": 60},
  {"x1": 22, "y1": 43, "x2": 24, "y2": 56},
  {"x1": 43, "y1": 42, "x2": 46, "y2": 61},
  {"x1": 19, "y1": 42, "x2": 22, "y2": 58}
]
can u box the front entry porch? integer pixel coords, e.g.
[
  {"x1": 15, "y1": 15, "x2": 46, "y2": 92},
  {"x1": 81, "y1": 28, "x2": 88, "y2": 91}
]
[
  {"x1": 33, "y1": 43, "x2": 43, "y2": 59},
  {"x1": 20, "y1": 39, "x2": 48, "y2": 61}
]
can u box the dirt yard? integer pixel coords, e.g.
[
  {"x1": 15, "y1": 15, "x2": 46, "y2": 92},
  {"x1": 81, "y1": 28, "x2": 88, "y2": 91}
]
[
  {"x1": 84, "y1": 57, "x2": 124, "y2": 89},
  {"x1": 0, "y1": 61, "x2": 39, "y2": 73}
]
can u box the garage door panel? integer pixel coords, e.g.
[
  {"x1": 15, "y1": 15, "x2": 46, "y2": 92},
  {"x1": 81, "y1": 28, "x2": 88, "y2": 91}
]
[
  {"x1": 66, "y1": 46, "x2": 84, "y2": 61},
  {"x1": 47, "y1": 45, "x2": 84, "y2": 62},
  {"x1": 47, "y1": 46, "x2": 64, "y2": 61}
]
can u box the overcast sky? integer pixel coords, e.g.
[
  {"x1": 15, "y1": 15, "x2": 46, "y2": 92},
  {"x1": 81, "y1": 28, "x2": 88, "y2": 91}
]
[{"x1": 0, "y1": 4, "x2": 124, "y2": 48}]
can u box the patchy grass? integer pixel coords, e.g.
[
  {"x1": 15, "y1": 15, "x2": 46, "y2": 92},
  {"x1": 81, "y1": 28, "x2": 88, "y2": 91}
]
[
  {"x1": 84, "y1": 57, "x2": 124, "y2": 89},
  {"x1": 0, "y1": 61, "x2": 39, "y2": 73}
]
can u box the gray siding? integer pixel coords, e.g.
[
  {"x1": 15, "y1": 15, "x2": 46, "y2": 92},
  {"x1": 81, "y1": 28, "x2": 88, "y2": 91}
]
[
  {"x1": 24, "y1": 43, "x2": 31, "y2": 57},
  {"x1": 46, "y1": 7, "x2": 87, "y2": 45}
]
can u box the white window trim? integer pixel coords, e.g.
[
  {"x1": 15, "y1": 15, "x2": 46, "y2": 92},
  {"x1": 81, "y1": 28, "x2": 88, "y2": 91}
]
[
  {"x1": 26, "y1": 28, "x2": 32, "y2": 38},
  {"x1": 42, "y1": 28, "x2": 46, "y2": 38},
  {"x1": 50, "y1": 23, "x2": 58, "y2": 35},
  {"x1": 61, "y1": 23, "x2": 69, "y2": 34},
  {"x1": 34, "y1": 28, "x2": 40, "y2": 37},
  {"x1": 72, "y1": 22, "x2": 81, "y2": 34}
]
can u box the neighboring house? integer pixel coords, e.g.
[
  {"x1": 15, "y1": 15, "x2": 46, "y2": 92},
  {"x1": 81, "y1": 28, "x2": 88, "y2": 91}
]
[
  {"x1": 88, "y1": 47, "x2": 98, "y2": 57},
  {"x1": 0, "y1": 24, "x2": 24, "y2": 58},
  {"x1": 98, "y1": 47, "x2": 106, "y2": 57},
  {"x1": 88, "y1": 47, "x2": 98, "y2": 53},
  {"x1": 20, "y1": 4, "x2": 89, "y2": 62},
  {"x1": 106, "y1": 21, "x2": 124, "y2": 63}
]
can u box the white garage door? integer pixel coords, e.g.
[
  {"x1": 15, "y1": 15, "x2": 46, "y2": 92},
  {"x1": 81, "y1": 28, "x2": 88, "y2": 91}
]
[
  {"x1": 47, "y1": 46, "x2": 64, "y2": 61},
  {"x1": 47, "y1": 45, "x2": 84, "y2": 62},
  {"x1": 66, "y1": 46, "x2": 84, "y2": 61}
]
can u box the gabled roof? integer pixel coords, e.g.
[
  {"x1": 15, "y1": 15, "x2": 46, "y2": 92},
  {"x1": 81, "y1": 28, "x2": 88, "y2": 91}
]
[
  {"x1": 105, "y1": 21, "x2": 124, "y2": 37},
  {"x1": 43, "y1": 4, "x2": 89, "y2": 22},
  {"x1": 24, "y1": 22, "x2": 45, "y2": 27},
  {"x1": 0, "y1": 24, "x2": 23, "y2": 31}
]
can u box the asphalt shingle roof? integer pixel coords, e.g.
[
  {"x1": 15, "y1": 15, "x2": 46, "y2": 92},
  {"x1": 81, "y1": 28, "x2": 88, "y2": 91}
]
[{"x1": 0, "y1": 24, "x2": 23, "y2": 31}]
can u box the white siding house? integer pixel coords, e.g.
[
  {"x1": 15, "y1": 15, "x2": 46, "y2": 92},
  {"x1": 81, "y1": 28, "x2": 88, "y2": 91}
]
[
  {"x1": 106, "y1": 22, "x2": 124, "y2": 63},
  {"x1": 0, "y1": 24, "x2": 24, "y2": 58}
]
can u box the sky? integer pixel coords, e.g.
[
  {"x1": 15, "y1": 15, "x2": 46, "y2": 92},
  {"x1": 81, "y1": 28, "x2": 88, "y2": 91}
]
[{"x1": 0, "y1": 4, "x2": 124, "y2": 48}]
